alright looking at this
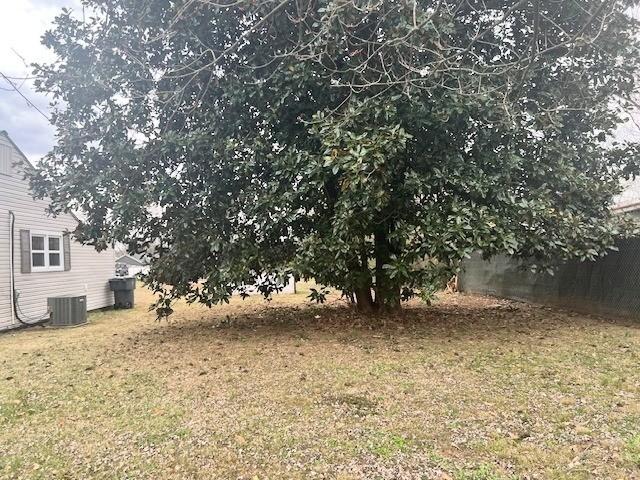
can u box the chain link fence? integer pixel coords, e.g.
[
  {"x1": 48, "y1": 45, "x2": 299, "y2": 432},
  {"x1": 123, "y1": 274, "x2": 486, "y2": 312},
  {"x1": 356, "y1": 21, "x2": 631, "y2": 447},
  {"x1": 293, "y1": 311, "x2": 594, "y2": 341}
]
[{"x1": 459, "y1": 238, "x2": 640, "y2": 319}]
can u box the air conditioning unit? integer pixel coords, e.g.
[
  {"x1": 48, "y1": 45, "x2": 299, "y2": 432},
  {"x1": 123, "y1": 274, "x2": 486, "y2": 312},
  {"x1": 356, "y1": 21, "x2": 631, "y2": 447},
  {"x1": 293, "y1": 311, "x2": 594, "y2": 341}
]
[{"x1": 47, "y1": 295, "x2": 87, "y2": 327}]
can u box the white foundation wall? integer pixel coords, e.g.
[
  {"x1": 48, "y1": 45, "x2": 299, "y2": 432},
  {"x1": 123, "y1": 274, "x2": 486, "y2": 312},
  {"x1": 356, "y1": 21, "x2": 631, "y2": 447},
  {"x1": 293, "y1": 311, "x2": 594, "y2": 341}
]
[{"x1": 240, "y1": 275, "x2": 297, "y2": 295}]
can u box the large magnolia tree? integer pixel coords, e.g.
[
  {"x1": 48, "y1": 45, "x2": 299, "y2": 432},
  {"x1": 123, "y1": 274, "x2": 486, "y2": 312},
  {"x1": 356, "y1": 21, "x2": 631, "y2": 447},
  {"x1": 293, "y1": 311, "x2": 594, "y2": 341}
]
[{"x1": 32, "y1": 0, "x2": 640, "y2": 313}]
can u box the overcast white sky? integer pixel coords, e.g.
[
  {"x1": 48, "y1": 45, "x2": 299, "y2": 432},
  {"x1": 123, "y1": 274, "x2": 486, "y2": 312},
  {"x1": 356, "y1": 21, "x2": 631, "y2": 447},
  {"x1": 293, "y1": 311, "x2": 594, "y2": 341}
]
[{"x1": 0, "y1": 0, "x2": 79, "y2": 163}]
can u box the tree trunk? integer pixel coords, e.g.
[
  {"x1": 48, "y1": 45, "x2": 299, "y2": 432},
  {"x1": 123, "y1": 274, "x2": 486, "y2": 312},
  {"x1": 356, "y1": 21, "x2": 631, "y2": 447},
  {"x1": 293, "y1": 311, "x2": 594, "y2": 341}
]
[
  {"x1": 375, "y1": 283, "x2": 401, "y2": 312},
  {"x1": 354, "y1": 286, "x2": 375, "y2": 313},
  {"x1": 377, "y1": 287, "x2": 401, "y2": 311},
  {"x1": 374, "y1": 223, "x2": 401, "y2": 312}
]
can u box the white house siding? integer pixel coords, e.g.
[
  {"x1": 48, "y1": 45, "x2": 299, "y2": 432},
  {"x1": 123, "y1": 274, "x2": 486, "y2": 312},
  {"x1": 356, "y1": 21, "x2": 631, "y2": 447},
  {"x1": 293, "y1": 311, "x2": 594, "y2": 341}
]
[
  {"x1": 0, "y1": 133, "x2": 115, "y2": 330},
  {"x1": 614, "y1": 177, "x2": 640, "y2": 213},
  {"x1": 126, "y1": 265, "x2": 150, "y2": 276}
]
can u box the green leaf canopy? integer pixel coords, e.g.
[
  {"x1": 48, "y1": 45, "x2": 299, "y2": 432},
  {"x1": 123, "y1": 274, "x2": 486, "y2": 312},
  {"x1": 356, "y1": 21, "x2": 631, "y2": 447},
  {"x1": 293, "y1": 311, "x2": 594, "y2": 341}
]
[{"x1": 32, "y1": 0, "x2": 640, "y2": 312}]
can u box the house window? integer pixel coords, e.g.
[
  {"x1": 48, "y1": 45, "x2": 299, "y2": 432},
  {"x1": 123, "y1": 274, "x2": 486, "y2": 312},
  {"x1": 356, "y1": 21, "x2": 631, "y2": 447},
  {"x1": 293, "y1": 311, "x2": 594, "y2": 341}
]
[{"x1": 31, "y1": 232, "x2": 64, "y2": 272}]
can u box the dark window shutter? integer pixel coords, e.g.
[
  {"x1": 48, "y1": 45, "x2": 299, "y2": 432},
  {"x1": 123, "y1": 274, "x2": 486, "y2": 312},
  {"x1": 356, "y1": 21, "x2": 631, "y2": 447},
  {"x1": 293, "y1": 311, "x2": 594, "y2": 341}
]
[
  {"x1": 63, "y1": 233, "x2": 71, "y2": 271},
  {"x1": 20, "y1": 229, "x2": 31, "y2": 273}
]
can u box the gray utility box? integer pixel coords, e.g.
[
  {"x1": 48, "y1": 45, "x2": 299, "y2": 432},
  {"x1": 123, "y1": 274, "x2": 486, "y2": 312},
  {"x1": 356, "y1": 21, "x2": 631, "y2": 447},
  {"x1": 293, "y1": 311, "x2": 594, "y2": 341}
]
[
  {"x1": 47, "y1": 295, "x2": 87, "y2": 327},
  {"x1": 109, "y1": 277, "x2": 136, "y2": 309}
]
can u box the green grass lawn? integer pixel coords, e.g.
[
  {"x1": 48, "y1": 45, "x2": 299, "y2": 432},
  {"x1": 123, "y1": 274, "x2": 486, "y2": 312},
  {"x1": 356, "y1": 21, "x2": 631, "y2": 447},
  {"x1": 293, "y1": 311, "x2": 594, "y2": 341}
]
[{"x1": 1, "y1": 285, "x2": 639, "y2": 479}]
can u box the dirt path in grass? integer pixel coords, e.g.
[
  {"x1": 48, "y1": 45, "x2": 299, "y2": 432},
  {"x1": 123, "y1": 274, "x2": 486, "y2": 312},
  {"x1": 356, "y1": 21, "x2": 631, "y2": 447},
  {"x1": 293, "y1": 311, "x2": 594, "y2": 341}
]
[{"x1": 1, "y1": 286, "x2": 639, "y2": 479}]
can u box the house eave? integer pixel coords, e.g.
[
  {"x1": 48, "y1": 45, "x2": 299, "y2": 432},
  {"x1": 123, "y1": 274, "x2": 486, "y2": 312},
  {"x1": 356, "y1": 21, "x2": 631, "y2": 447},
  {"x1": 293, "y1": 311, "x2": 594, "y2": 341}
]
[{"x1": 613, "y1": 201, "x2": 640, "y2": 213}]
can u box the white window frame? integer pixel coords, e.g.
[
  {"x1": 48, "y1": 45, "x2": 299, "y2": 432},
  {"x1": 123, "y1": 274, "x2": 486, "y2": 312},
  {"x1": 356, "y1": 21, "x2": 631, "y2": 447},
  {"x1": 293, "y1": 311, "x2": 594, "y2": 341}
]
[{"x1": 30, "y1": 231, "x2": 64, "y2": 272}]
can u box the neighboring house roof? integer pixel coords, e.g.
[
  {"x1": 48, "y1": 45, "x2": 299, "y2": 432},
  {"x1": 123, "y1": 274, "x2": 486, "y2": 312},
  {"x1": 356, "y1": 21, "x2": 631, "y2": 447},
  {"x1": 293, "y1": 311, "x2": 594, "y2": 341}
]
[{"x1": 116, "y1": 254, "x2": 146, "y2": 266}]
